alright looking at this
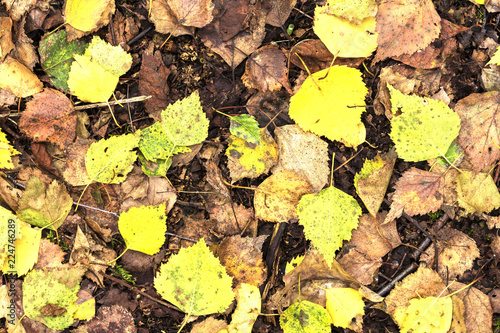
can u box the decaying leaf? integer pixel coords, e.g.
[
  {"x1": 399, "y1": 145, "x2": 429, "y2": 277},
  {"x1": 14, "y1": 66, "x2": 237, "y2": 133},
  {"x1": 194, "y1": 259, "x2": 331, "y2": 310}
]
[
  {"x1": 297, "y1": 186, "x2": 362, "y2": 267},
  {"x1": 280, "y1": 300, "x2": 332, "y2": 333},
  {"x1": 354, "y1": 149, "x2": 396, "y2": 216},
  {"x1": 420, "y1": 227, "x2": 479, "y2": 279},
  {"x1": 385, "y1": 168, "x2": 444, "y2": 224},
  {"x1": 456, "y1": 171, "x2": 500, "y2": 214},
  {"x1": 85, "y1": 133, "x2": 140, "y2": 184},
  {"x1": 289, "y1": 66, "x2": 368, "y2": 147},
  {"x1": 226, "y1": 283, "x2": 261, "y2": 333},
  {"x1": 17, "y1": 176, "x2": 73, "y2": 230},
  {"x1": 0, "y1": 56, "x2": 43, "y2": 97},
  {"x1": 454, "y1": 91, "x2": 500, "y2": 172},
  {"x1": 254, "y1": 170, "x2": 313, "y2": 222},
  {"x1": 374, "y1": 0, "x2": 441, "y2": 63},
  {"x1": 218, "y1": 235, "x2": 267, "y2": 287},
  {"x1": 273, "y1": 124, "x2": 329, "y2": 192},
  {"x1": 154, "y1": 238, "x2": 234, "y2": 316},
  {"x1": 226, "y1": 129, "x2": 278, "y2": 182},
  {"x1": 388, "y1": 84, "x2": 461, "y2": 162},
  {"x1": 19, "y1": 89, "x2": 76, "y2": 149},
  {"x1": 449, "y1": 282, "x2": 493, "y2": 333},
  {"x1": 241, "y1": 45, "x2": 291, "y2": 93},
  {"x1": 139, "y1": 122, "x2": 190, "y2": 162}
]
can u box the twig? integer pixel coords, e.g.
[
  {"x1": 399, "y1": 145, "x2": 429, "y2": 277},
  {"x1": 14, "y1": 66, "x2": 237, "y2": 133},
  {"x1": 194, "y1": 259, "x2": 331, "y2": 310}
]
[{"x1": 73, "y1": 95, "x2": 152, "y2": 111}]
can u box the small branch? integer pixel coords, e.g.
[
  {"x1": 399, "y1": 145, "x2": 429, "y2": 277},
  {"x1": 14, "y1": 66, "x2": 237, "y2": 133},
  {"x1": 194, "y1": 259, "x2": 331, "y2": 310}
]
[{"x1": 73, "y1": 95, "x2": 152, "y2": 111}]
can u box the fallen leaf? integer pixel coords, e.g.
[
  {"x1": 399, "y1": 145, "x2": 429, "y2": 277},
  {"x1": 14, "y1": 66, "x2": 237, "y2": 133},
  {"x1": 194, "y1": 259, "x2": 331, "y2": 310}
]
[
  {"x1": 0, "y1": 56, "x2": 43, "y2": 97},
  {"x1": 226, "y1": 129, "x2": 278, "y2": 182},
  {"x1": 338, "y1": 212, "x2": 401, "y2": 285},
  {"x1": 191, "y1": 317, "x2": 228, "y2": 333},
  {"x1": 354, "y1": 149, "x2": 396, "y2": 216},
  {"x1": 150, "y1": 0, "x2": 194, "y2": 37},
  {"x1": 420, "y1": 227, "x2": 479, "y2": 279},
  {"x1": 218, "y1": 235, "x2": 267, "y2": 287},
  {"x1": 58, "y1": 138, "x2": 93, "y2": 186},
  {"x1": 297, "y1": 186, "x2": 362, "y2": 267},
  {"x1": 449, "y1": 282, "x2": 493, "y2": 333},
  {"x1": 229, "y1": 114, "x2": 261, "y2": 144},
  {"x1": 254, "y1": 170, "x2": 313, "y2": 222},
  {"x1": 11, "y1": 221, "x2": 41, "y2": 276},
  {"x1": 84, "y1": 305, "x2": 136, "y2": 333},
  {"x1": 266, "y1": 0, "x2": 296, "y2": 27},
  {"x1": 154, "y1": 238, "x2": 234, "y2": 316},
  {"x1": 2, "y1": 0, "x2": 37, "y2": 21},
  {"x1": 280, "y1": 300, "x2": 332, "y2": 333},
  {"x1": 272, "y1": 124, "x2": 329, "y2": 192},
  {"x1": 169, "y1": 0, "x2": 214, "y2": 28},
  {"x1": 454, "y1": 91, "x2": 500, "y2": 172},
  {"x1": 374, "y1": 0, "x2": 441, "y2": 63},
  {"x1": 288, "y1": 66, "x2": 368, "y2": 147},
  {"x1": 322, "y1": 0, "x2": 377, "y2": 24},
  {"x1": 64, "y1": 0, "x2": 115, "y2": 35},
  {"x1": 0, "y1": 17, "x2": 15, "y2": 61},
  {"x1": 17, "y1": 176, "x2": 73, "y2": 230},
  {"x1": 394, "y1": 296, "x2": 453, "y2": 333},
  {"x1": 226, "y1": 283, "x2": 261, "y2": 333},
  {"x1": 385, "y1": 168, "x2": 444, "y2": 224},
  {"x1": 85, "y1": 133, "x2": 140, "y2": 184},
  {"x1": 19, "y1": 89, "x2": 76, "y2": 149},
  {"x1": 138, "y1": 42, "x2": 171, "y2": 119},
  {"x1": 206, "y1": 201, "x2": 256, "y2": 237},
  {"x1": 33, "y1": 239, "x2": 66, "y2": 270},
  {"x1": 139, "y1": 122, "x2": 191, "y2": 162},
  {"x1": 0, "y1": 127, "x2": 19, "y2": 169},
  {"x1": 39, "y1": 30, "x2": 88, "y2": 91},
  {"x1": 325, "y1": 288, "x2": 364, "y2": 329},
  {"x1": 241, "y1": 45, "x2": 291, "y2": 93},
  {"x1": 12, "y1": 17, "x2": 38, "y2": 70},
  {"x1": 118, "y1": 203, "x2": 167, "y2": 255},
  {"x1": 314, "y1": 7, "x2": 378, "y2": 58},
  {"x1": 388, "y1": 84, "x2": 461, "y2": 162},
  {"x1": 456, "y1": 171, "x2": 500, "y2": 214}
]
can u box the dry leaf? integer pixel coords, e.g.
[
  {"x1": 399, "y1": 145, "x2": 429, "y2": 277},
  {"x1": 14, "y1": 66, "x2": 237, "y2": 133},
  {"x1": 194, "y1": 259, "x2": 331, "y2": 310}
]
[
  {"x1": 385, "y1": 168, "x2": 444, "y2": 224},
  {"x1": 0, "y1": 17, "x2": 15, "y2": 61},
  {"x1": 272, "y1": 124, "x2": 329, "y2": 192},
  {"x1": 218, "y1": 235, "x2": 267, "y2": 287},
  {"x1": 150, "y1": 0, "x2": 195, "y2": 37},
  {"x1": 265, "y1": 0, "x2": 296, "y2": 27},
  {"x1": 57, "y1": 138, "x2": 93, "y2": 186},
  {"x1": 242, "y1": 45, "x2": 291, "y2": 93},
  {"x1": 19, "y1": 89, "x2": 76, "y2": 149},
  {"x1": 449, "y1": 282, "x2": 493, "y2": 333},
  {"x1": 455, "y1": 91, "x2": 500, "y2": 172},
  {"x1": 374, "y1": 0, "x2": 441, "y2": 63},
  {"x1": 0, "y1": 56, "x2": 43, "y2": 97}
]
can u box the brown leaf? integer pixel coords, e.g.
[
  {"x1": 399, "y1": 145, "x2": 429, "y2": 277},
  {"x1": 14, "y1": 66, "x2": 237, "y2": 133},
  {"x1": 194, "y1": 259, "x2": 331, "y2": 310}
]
[
  {"x1": 393, "y1": 19, "x2": 467, "y2": 69},
  {"x1": 374, "y1": 0, "x2": 441, "y2": 63},
  {"x1": 150, "y1": 0, "x2": 195, "y2": 37},
  {"x1": 139, "y1": 42, "x2": 171, "y2": 120},
  {"x1": 420, "y1": 227, "x2": 479, "y2": 279},
  {"x1": 385, "y1": 168, "x2": 444, "y2": 224},
  {"x1": 34, "y1": 239, "x2": 66, "y2": 270},
  {"x1": 207, "y1": 201, "x2": 257, "y2": 237},
  {"x1": 449, "y1": 282, "x2": 493, "y2": 333},
  {"x1": 242, "y1": 45, "x2": 291, "y2": 93},
  {"x1": 272, "y1": 124, "x2": 329, "y2": 192},
  {"x1": 455, "y1": 91, "x2": 500, "y2": 172},
  {"x1": 246, "y1": 91, "x2": 292, "y2": 131},
  {"x1": 218, "y1": 235, "x2": 267, "y2": 286},
  {"x1": 20, "y1": 89, "x2": 76, "y2": 149},
  {"x1": 265, "y1": 0, "x2": 296, "y2": 27},
  {"x1": 12, "y1": 17, "x2": 38, "y2": 70},
  {"x1": 0, "y1": 176, "x2": 22, "y2": 211},
  {"x1": 84, "y1": 305, "x2": 136, "y2": 333},
  {"x1": 0, "y1": 17, "x2": 15, "y2": 61},
  {"x1": 338, "y1": 212, "x2": 401, "y2": 285},
  {"x1": 488, "y1": 289, "x2": 500, "y2": 313},
  {"x1": 40, "y1": 303, "x2": 67, "y2": 316},
  {"x1": 31, "y1": 143, "x2": 58, "y2": 176},
  {"x1": 2, "y1": 0, "x2": 37, "y2": 21},
  {"x1": 58, "y1": 138, "x2": 93, "y2": 186},
  {"x1": 169, "y1": 0, "x2": 214, "y2": 28},
  {"x1": 199, "y1": 0, "x2": 266, "y2": 68},
  {"x1": 169, "y1": 212, "x2": 218, "y2": 249},
  {"x1": 0, "y1": 56, "x2": 43, "y2": 97},
  {"x1": 104, "y1": 10, "x2": 139, "y2": 49}
]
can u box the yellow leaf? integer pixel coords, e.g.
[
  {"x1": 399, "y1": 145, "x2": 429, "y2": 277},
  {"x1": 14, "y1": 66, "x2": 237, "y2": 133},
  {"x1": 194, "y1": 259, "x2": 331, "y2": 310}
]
[
  {"x1": 226, "y1": 129, "x2": 278, "y2": 182},
  {"x1": 320, "y1": 0, "x2": 377, "y2": 24},
  {"x1": 68, "y1": 54, "x2": 118, "y2": 103},
  {"x1": 227, "y1": 283, "x2": 261, "y2": 333},
  {"x1": 314, "y1": 8, "x2": 378, "y2": 58},
  {"x1": 325, "y1": 288, "x2": 365, "y2": 329},
  {"x1": 254, "y1": 171, "x2": 313, "y2": 222},
  {"x1": 394, "y1": 296, "x2": 453, "y2": 333},
  {"x1": 11, "y1": 221, "x2": 41, "y2": 276},
  {"x1": 65, "y1": 0, "x2": 114, "y2": 32},
  {"x1": 289, "y1": 66, "x2": 368, "y2": 147},
  {"x1": 456, "y1": 171, "x2": 500, "y2": 214},
  {"x1": 489, "y1": 44, "x2": 500, "y2": 66},
  {"x1": 0, "y1": 127, "x2": 19, "y2": 169},
  {"x1": 118, "y1": 204, "x2": 167, "y2": 255}
]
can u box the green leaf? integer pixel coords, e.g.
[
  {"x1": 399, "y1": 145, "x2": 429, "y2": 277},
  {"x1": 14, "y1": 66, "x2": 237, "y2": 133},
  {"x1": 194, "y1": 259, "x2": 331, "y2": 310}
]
[
  {"x1": 297, "y1": 186, "x2": 362, "y2": 267},
  {"x1": 437, "y1": 142, "x2": 463, "y2": 168},
  {"x1": 17, "y1": 177, "x2": 73, "y2": 230},
  {"x1": 138, "y1": 153, "x2": 171, "y2": 177},
  {"x1": 154, "y1": 238, "x2": 234, "y2": 316},
  {"x1": 85, "y1": 133, "x2": 140, "y2": 184},
  {"x1": 161, "y1": 91, "x2": 209, "y2": 146},
  {"x1": 139, "y1": 122, "x2": 191, "y2": 162},
  {"x1": 388, "y1": 84, "x2": 461, "y2": 162},
  {"x1": 39, "y1": 30, "x2": 87, "y2": 91},
  {"x1": 229, "y1": 114, "x2": 261, "y2": 144},
  {"x1": 280, "y1": 300, "x2": 332, "y2": 333},
  {"x1": 23, "y1": 267, "x2": 86, "y2": 330},
  {"x1": 118, "y1": 203, "x2": 167, "y2": 255}
]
